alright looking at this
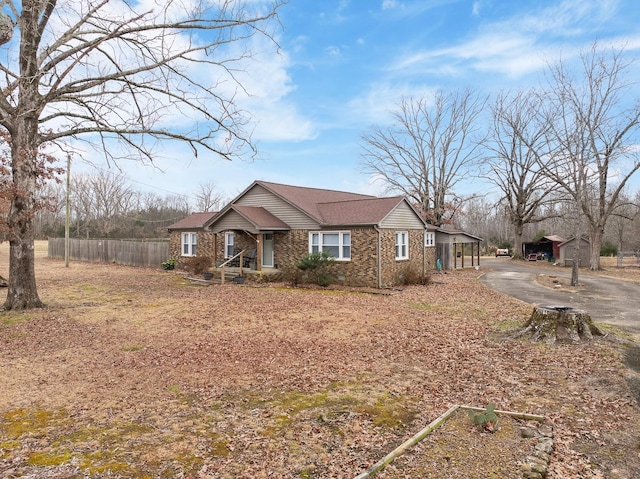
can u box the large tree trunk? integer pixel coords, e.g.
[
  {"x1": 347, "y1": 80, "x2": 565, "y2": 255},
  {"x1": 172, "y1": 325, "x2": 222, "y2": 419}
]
[
  {"x1": 4, "y1": 120, "x2": 44, "y2": 310},
  {"x1": 3, "y1": 1, "x2": 44, "y2": 310},
  {"x1": 512, "y1": 221, "x2": 524, "y2": 260},
  {"x1": 588, "y1": 226, "x2": 604, "y2": 271}
]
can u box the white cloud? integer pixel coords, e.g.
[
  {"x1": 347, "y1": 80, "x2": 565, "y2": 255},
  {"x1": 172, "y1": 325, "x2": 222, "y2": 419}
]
[
  {"x1": 386, "y1": 0, "x2": 636, "y2": 82},
  {"x1": 382, "y1": 0, "x2": 401, "y2": 11},
  {"x1": 228, "y1": 37, "x2": 317, "y2": 142},
  {"x1": 472, "y1": 1, "x2": 481, "y2": 16},
  {"x1": 324, "y1": 45, "x2": 342, "y2": 57},
  {"x1": 345, "y1": 82, "x2": 438, "y2": 127}
]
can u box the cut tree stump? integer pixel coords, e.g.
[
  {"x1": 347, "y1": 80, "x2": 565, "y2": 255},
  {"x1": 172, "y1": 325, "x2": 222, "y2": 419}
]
[{"x1": 516, "y1": 305, "x2": 604, "y2": 344}]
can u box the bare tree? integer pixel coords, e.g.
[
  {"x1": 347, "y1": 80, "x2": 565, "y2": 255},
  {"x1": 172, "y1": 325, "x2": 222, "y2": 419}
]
[
  {"x1": 34, "y1": 181, "x2": 66, "y2": 238},
  {"x1": 361, "y1": 89, "x2": 486, "y2": 225},
  {"x1": 458, "y1": 196, "x2": 509, "y2": 253},
  {"x1": 483, "y1": 90, "x2": 561, "y2": 259},
  {"x1": 541, "y1": 43, "x2": 640, "y2": 271},
  {"x1": 605, "y1": 192, "x2": 640, "y2": 252},
  {"x1": 0, "y1": 0, "x2": 284, "y2": 309},
  {"x1": 195, "y1": 182, "x2": 225, "y2": 212},
  {"x1": 70, "y1": 174, "x2": 97, "y2": 238},
  {"x1": 88, "y1": 171, "x2": 137, "y2": 236}
]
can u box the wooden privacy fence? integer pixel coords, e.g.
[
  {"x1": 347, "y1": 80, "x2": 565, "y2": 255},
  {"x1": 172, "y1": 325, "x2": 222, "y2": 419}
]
[{"x1": 48, "y1": 238, "x2": 169, "y2": 268}]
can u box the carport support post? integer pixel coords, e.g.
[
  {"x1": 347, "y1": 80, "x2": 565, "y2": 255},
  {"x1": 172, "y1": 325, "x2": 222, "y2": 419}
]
[
  {"x1": 476, "y1": 241, "x2": 480, "y2": 267},
  {"x1": 453, "y1": 242, "x2": 457, "y2": 269}
]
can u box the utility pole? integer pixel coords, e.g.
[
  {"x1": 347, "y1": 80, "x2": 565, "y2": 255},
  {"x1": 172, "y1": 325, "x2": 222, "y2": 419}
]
[{"x1": 65, "y1": 153, "x2": 71, "y2": 267}]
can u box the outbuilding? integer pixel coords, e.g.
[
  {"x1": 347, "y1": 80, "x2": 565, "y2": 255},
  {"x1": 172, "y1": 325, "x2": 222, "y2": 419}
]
[
  {"x1": 435, "y1": 228, "x2": 482, "y2": 270},
  {"x1": 522, "y1": 235, "x2": 566, "y2": 261},
  {"x1": 558, "y1": 237, "x2": 591, "y2": 267}
]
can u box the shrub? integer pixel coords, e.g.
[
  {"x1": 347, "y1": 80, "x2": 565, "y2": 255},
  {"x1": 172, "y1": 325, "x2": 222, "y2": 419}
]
[
  {"x1": 467, "y1": 403, "x2": 499, "y2": 432},
  {"x1": 601, "y1": 241, "x2": 617, "y2": 257},
  {"x1": 295, "y1": 251, "x2": 334, "y2": 287},
  {"x1": 161, "y1": 258, "x2": 176, "y2": 270},
  {"x1": 282, "y1": 266, "x2": 303, "y2": 287},
  {"x1": 397, "y1": 266, "x2": 432, "y2": 286},
  {"x1": 183, "y1": 256, "x2": 212, "y2": 275}
]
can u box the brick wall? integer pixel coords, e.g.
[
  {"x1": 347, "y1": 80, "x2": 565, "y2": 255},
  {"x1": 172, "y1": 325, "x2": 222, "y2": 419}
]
[
  {"x1": 169, "y1": 230, "x2": 216, "y2": 270},
  {"x1": 275, "y1": 228, "x2": 424, "y2": 288},
  {"x1": 170, "y1": 228, "x2": 433, "y2": 288},
  {"x1": 378, "y1": 229, "x2": 425, "y2": 287},
  {"x1": 425, "y1": 245, "x2": 436, "y2": 270}
]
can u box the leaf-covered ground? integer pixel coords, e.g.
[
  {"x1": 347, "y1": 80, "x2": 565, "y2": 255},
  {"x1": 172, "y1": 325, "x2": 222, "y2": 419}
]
[{"x1": 1, "y1": 244, "x2": 639, "y2": 478}]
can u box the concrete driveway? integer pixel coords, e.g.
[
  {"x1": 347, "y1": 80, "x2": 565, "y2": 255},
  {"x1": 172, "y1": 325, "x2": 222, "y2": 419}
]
[{"x1": 480, "y1": 257, "x2": 640, "y2": 338}]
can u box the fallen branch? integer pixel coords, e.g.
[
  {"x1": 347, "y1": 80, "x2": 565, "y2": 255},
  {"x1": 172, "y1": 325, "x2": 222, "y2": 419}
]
[
  {"x1": 353, "y1": 405, "x2": 460, "y2": 479},
  {"x1": 352, "y1": 405, "x2": 545, "y2": 478},
  {"x1": 460, "y1": 406, "x2": 545, "y2": 422}
]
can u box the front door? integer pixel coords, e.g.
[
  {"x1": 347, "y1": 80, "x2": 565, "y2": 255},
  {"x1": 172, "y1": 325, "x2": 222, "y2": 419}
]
[{"x1": 262, "y1": 233, "x2": 274, "y2": 267}]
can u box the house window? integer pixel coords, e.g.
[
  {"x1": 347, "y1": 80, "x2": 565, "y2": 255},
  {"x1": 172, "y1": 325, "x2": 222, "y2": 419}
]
[
  {"x1": 395, "y1": 231, "x2": 409, "y2": 260},
  {"x1": 310, "y1": 231, "x2": 351, "y2": 260},
  {"x1": 424, "y1": 232, "x2": 435, "y2": 247},
  {"x1": 181, "y1": 232, "x2": 197, "y2": 256},
  {"x1": 225, "y1": 232, "x2": 235, "y2": 258}
]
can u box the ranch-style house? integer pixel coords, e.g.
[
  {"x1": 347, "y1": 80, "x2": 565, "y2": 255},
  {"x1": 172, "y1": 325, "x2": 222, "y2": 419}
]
[{"x1": 168, "y1": 180, "x2": 480, "y2": 288}]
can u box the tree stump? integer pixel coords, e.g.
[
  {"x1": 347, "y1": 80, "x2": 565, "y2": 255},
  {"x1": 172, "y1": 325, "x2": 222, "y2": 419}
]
[{"x1": 516, "y1": 305, "x2": 604, "y2": 344}]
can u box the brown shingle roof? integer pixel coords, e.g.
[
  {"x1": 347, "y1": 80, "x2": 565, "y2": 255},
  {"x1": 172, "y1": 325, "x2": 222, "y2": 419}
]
[
  {"x1": 257, "y1": 181, "x2": 376, "y2": 223},
  {"x1": 316, "y1": 196, "x2": 405, "y2": 225},
  {"x1": 167, "y1": 212, "x2": 218, "y2": 230},
  {"x1": 232, "y1": 205, "x2": 289, "y2": 229}
]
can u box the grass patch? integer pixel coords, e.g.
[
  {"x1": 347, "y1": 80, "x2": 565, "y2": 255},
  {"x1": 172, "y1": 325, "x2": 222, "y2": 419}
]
[
  {"x1": 409, "y1": 302, "x2": 437, "y2": 311},
  {"x1": 357, "y1": 393, "x2": 418, "y2": 429},
  {"x1": 27, "y1": 450, "x2": 73, "y2": 467},
  {"x1": 0, "y1": 408, "x2": 67, "y2": 438},
  {"x1": 0, "y1": 312, "x2": 32, "y2": 329},
  {"x1": 123, "y1": 344, "x2": 143, "y2": 352},
  {"x1": 239, "y1": 385, "x2": 418, "y2": 438}
]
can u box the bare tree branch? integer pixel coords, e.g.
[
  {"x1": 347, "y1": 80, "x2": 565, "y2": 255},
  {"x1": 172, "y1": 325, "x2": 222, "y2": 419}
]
[
  {"x1": 0, "y1": 0, "x2": 285, "y2": 309},
  {"x1": 361, "y1": 89, "x2": 487, "y2": 226},
  {"x1": 481, "y1": 89, "x2": 564, "y2": 258},
  {"x1": 541, "y1": 42, "x2": 640, "y2": 270}
]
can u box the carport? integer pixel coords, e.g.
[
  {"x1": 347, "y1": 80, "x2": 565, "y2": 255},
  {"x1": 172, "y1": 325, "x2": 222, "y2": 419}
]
[
  {"x1": 522, "y1": 235, "x2": 565, "y2": 261},
  {"x1": 435, "y1": 228, "x2": 482, "y2": 270}
]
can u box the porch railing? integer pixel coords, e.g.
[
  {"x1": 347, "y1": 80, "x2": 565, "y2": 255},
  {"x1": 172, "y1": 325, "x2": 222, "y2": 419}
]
[{"x1": 217, "y1": 249, "x2": 247, "y2": 284}]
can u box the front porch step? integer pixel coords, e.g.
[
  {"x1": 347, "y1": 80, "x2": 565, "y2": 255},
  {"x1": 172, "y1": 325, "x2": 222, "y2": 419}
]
[{"x1": 186, "y1": 267, "x2": 273, "y2": 285}]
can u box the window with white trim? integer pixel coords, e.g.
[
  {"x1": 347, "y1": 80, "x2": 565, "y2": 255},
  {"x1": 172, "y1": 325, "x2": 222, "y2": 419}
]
[
  {"x1": 310, "y1": 231, "x2": 351, "y2": 260},
  {"x1": 181, "y1": 232, "x2": 197, "y2": 256},
  {"x1": 225, "y1": 232, "x2": 235, "y2": 258},
  {"x1": 395, "y1": 231, "x2": 409, "y2": 260},
  {"x1": 424, "y1": 231, "x2": 435, "y2": 247}
]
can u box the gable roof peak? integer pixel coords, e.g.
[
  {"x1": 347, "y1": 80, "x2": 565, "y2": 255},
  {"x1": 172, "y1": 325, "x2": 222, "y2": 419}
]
[{"x1": 256, "y1": 180, "x2": 377, "y2": 199}]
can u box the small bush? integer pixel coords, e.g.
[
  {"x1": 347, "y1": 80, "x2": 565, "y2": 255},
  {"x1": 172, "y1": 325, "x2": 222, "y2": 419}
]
[
  {"x1": 601, "y1": 241, "x2": 617, "y2": 257},
  {"x1": 161, "y1": 258, "x2": 176, "y2": 270},
  {"x1": 282, "y1": 266, "x2": 303, "y2": 287},
  {"x1": 467, "y1": 403, "x2": 499, "y2": 432},
  {"x1": 295, "y1": 251, "x2": 334, "y2": 287},
  {"x1": 397, "y1": 266, "x2": 431, "y2": 286},
  {"x1": 183, "y1": 256, "x2": 213, "y2": 275}
]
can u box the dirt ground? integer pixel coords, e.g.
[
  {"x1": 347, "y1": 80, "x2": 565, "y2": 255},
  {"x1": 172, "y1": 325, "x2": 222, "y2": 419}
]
[{"x1": 1, "y1": 244, "x2": 640, "y2": 478}]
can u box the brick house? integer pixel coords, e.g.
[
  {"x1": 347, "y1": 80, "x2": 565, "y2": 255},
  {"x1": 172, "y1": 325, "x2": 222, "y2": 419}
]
[
  {"x1": 167, "y1": 211, "x2": 218, "y2": 266},
  {"x1": 168, "y1": 180, "x2": 440, "y2": 288}
]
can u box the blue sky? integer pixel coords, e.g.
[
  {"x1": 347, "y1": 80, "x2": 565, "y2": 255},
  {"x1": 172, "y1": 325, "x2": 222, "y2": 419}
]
[{"x1": 81, "y1": 0, "x2": 640, "y2": 207}]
